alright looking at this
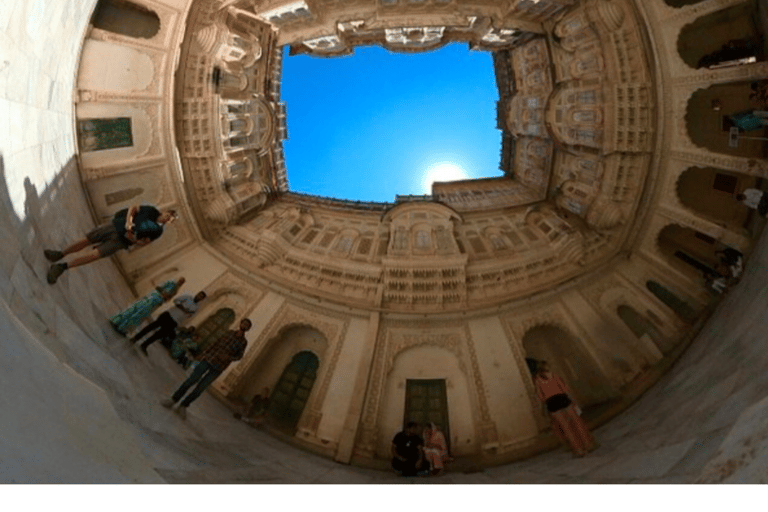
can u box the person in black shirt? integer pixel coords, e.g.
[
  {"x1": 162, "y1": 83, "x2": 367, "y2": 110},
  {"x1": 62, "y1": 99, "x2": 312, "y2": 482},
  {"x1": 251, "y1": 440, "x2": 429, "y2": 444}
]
[
  {"x1": 45, "y1": 204, "x2": 177, "y2": 284},
  {"x1": 391, "y1": 421, "x2": 424, "y2": 476}
]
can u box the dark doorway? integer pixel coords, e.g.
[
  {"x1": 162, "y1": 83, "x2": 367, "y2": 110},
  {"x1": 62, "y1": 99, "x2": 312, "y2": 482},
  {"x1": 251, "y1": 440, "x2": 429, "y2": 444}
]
[
  {"x1": 92, "y1": 0, "x2": 160, "y2": 39},
  {"x1": 404, "y1": 379, "x2": 450, "y2": 452},
  {"x1": 268, "y1": 351, "x2": 319, "y2": 434},
  {"x1": 195, "y1": 308, "x2": 235, "y2": 352}
]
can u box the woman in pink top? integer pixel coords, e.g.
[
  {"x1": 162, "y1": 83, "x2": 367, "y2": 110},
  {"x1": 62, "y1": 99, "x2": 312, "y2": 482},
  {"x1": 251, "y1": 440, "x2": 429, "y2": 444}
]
[
  {"x1": 422, "y1": 423, "x2": 451, "y2": 475},
  {"x1": 534, "y1": 361, "x2": 596, "y2": 457}
]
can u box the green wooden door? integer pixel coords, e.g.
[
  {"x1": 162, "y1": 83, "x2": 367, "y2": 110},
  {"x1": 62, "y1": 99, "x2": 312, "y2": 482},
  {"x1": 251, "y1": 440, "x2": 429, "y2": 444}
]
[
  {"x1": 195, "y1": 308, "x2": 235, "y2": 352},
  {"x1": 404, "y1": 379, "x2": 450, "y2": 451},
  {"x1": 269, "y1": 351, "x2": 319, "y2": 434}
]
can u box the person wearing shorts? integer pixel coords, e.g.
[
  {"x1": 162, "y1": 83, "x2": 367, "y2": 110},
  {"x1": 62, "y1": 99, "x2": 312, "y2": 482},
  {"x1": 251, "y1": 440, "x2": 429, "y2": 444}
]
[
  {"x1": 45, "y1": 205, "x2": 177, "y2": 284},
  {"x1": 534, "y1": 361, "x2": 596, "y2": 457}
]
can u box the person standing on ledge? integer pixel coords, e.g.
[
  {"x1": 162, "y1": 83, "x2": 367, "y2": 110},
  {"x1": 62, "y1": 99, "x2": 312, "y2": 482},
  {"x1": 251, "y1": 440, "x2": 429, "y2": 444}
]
[
  {"x1": 44, "y1": 204, "x2": 178, "y2": 284},
  {"x1": 132, "y1": 290, "x2": 207, "y2": 356},
  {"x1": 161, "y1": 318, "x2": 252, "y2": 419}
]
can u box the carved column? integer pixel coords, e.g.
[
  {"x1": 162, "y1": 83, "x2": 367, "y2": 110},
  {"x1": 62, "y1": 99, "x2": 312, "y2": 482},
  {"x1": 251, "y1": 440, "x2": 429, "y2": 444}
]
[{"x1": 335, "y1": 312, "x2": 380, "y2": 464}]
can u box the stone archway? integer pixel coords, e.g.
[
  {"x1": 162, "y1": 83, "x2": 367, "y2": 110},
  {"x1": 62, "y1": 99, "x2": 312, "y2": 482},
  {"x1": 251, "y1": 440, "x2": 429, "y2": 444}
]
[
  {"x1": 657, "y1": 224, "x2": 735, "y2": 283},
  {"x1": 235, "y1": 324, "x2": 329, "y2": 432},
  {"x1": 268, "y1": 351, "x2": 320, "y2": 434},
  {"x1": 677, "y1": 2, "x2": 764, "y2": 69},
  {"x1": 376, "y1": 344, "x2": 477, "y2": 457},
  {"x1": 676, "y1": 166, "x2": 758, "y2": 234},
  {"x1": 92, "y1": 0, "x2": 161, "y2": 40},
  {"x1": 685, "y1": 81, "x2": 767, "y2": 158},
  {"x1": 522, "y1": 324, "x2": 615, "y2": 409}
]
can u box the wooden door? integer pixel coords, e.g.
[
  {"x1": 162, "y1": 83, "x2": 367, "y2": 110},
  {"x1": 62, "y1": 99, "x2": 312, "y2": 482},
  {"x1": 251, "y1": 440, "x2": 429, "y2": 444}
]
[
  {"x1": 268, "y1": 351, "x2": 319, "y2": 434},
  {"x1": 195, "y1": 308, "x2": 235, "y2": 352},
  {"x1": 404, "y1": 379, "x2": 450, "y2": 451}
]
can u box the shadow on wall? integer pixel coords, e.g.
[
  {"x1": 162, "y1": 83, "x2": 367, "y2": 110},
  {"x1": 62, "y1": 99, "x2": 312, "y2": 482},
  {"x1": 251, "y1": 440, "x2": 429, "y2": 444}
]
[{"x1": 0, "y1": 150, "x2": 134, "y2": 349}]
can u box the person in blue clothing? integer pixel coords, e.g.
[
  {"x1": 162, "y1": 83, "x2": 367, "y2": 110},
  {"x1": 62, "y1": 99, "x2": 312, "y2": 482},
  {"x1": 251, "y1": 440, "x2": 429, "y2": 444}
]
[{"x1": 45, "y1": 204, "x2": 177, "y2": 284}]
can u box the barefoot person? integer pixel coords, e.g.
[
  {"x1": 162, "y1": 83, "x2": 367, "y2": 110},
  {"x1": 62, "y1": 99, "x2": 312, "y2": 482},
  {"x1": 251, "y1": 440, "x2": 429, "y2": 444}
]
[
  {"x1": 534, "y1": 361, "x2": 596, "y2": 457},
  {"x1": 45, "y1": 205, "x2": 178, "y2": 284},
  {"x1": 161, "y1": 318, "x2": 252, "y2": 419}
]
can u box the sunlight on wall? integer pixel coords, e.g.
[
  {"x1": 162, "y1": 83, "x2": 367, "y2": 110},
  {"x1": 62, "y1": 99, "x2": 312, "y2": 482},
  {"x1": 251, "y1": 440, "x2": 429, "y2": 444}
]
[{"x1": 0, "y1": 0, "x2": 95, "y2": 220}]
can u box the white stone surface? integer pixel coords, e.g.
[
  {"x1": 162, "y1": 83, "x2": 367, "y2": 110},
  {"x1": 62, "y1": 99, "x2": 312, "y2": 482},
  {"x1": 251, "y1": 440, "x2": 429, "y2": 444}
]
[{"x1": 0, "y1": 0, "x2": 95, "y2": 220}]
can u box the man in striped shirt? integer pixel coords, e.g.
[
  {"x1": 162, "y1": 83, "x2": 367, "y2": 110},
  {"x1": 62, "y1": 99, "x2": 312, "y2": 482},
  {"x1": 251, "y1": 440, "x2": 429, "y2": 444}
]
[{"x1": 161, "y1": 318, "x2": 252, "y2": 419}]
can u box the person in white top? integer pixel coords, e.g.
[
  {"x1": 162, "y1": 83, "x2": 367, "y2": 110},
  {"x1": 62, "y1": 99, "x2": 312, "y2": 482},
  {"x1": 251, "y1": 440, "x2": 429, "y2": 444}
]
[
  {"x1": 735, "y1": 188, "x2": 767, "y2": 216},
  {"x1": 131, "y1": 290, "x2": 206, "y2": 355}
]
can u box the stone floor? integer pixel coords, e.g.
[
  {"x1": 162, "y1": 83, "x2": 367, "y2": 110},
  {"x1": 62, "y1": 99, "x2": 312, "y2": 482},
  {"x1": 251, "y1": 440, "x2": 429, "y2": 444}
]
[{"x1": 1, "y1": 152, "x2": 768, "y2": 484}]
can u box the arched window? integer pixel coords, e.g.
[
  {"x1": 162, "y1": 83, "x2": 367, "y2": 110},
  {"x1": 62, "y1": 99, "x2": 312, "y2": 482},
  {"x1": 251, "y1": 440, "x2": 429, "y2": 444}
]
[
  {"x1": 646, "y1": 281, "x2": 696, "y2": 323},
  {"x1": 92, "y1": 0, "x2": 160, "y2": 39},
  {"x1": 195, "y1": 308, "x2": 236, "y2": 352},
  {"x1": 268, "y1": 351, "x2": 319, "y2": 434}
]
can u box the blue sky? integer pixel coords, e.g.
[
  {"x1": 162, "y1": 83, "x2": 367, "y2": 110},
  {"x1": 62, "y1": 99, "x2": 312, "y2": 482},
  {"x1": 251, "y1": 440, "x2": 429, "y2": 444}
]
[{"x1": 281, "y1": 43, "x2": 503, "y2": 202}]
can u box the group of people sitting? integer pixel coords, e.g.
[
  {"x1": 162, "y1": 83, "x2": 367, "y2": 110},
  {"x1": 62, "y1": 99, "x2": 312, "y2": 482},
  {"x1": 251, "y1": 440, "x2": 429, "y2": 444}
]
[
  {"x1": 391, "y1": 421, "x2": 452, "y2": 477},
  {"x1": 705, "y1": 248, "x2": 744, "y2": 295}
]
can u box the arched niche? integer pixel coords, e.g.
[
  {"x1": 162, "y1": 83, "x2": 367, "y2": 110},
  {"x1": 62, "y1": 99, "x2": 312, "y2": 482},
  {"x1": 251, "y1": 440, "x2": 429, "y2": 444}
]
[
  {"x1": 617, "y1": 305, "x2": 669, "y2": 355},
  {"x1": 657, "y1": 224, "x2": 736, "y2": 283},
  {"x1": 376, "y1": 345, "x2": 476, "y2": 458},
  {"x1": 677, "y1": 2, "x2": 763, "y2": 69},
  {"x1": 676, "y1": 167, "x2": 757, "y2": 233},
  {"x1": 92, "y1": 0, "x2": 161, "y2": 40},
  {"x1": 237, "y1": 324, "x2": 329, "y2": 426},
  {"x1": 646, "y1": 280, "x2": 697, "y2": 323},
  {"x1": 685, "y1": 81, "x2": 766, "y2": 158},
  {"x1": 268, "y1": 351, "x2": 320, "y2": 434},
  {"x1": 522, "y1": 324, "x2": 615, "y2": 410}
]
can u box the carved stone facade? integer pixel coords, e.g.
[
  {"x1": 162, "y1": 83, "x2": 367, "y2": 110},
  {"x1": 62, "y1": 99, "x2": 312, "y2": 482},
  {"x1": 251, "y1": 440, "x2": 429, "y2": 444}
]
[{"x1": 72, "y1": 0, "x2": 767, "y2": 467}]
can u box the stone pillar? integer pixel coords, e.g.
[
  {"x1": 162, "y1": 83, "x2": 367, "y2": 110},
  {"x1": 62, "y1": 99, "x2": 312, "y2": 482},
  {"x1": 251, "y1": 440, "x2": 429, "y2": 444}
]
[{"x1": 334, "y1": 312, "x2": 380, "y2": 464}]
